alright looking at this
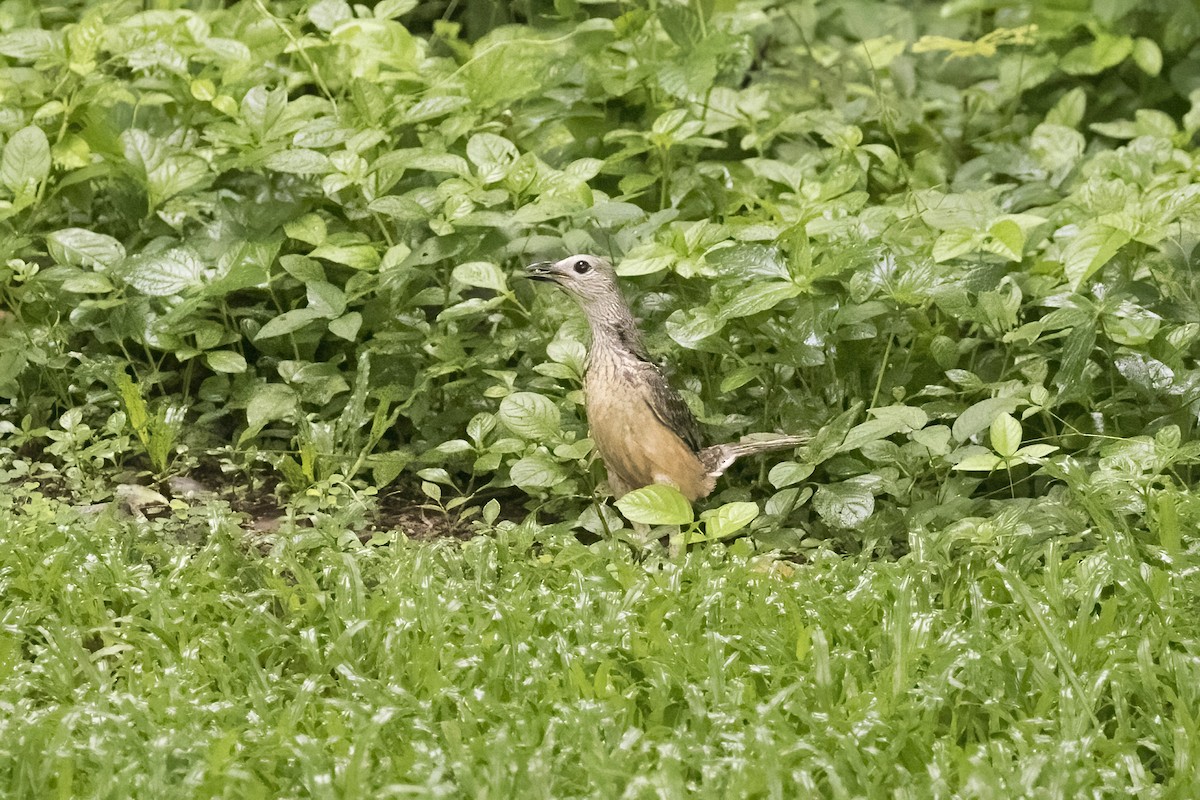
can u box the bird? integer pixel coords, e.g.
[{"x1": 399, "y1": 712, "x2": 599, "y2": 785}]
[{"x1": 526, "y1": 254, "x2": 809, "y2": 501}]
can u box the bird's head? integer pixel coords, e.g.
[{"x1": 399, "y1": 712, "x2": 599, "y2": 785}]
[{"x1": 525, "y1": 255, "x2": 621, "y2": 307}]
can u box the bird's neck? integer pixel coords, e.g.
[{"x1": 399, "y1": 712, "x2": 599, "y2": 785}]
[{"x1": 583, "y1": 297, "x2": 649, "y2": 361}]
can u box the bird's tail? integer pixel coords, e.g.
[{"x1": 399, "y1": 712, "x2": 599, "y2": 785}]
[{"x1": 698, "y1": 433, "x2": 810, "y2": 478}]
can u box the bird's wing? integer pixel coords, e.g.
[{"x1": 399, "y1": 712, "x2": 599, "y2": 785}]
[{"x1": 635, "y1": 361, "x2": 704, "y2": 453}]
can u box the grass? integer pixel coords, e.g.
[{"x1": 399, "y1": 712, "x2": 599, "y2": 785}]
[{"x1": 1, "y1": 491, "x2": 1197, "y2": 798}]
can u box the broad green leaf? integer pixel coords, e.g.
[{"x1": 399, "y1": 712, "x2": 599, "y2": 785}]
[
  {"x1": 328, "y1": 312, "x2": 362, "y2": 341},
  {"x1": 61, "y1": 271, "x2": 114, "y2": 294},
  {"x1": 769, "y1": 461, "x2": 813, "y2": 488},
  {"x1": 466, "y1": 133, "x2": 519, "y2": 184},
  {"x1": 264, "y1": 149, "x2": 332, "y2": 174},
  {"x1": 1061, "y1": 33, "x2": 1132, "y2": 75},
  {"x1": 121, "y1": 248, "x2": 205, "y2": 296},
  {"x1": 988, "y1": 219, "x2": 1025, "y2": 261},
  {"x1": 509, "y1": 452, "x2": 565, "y2": 489},
  {"x1": 719, "y1": 282, "x2": 802, "y2": 320},
  {"x1": 615, "y1": 484, "x2": 694, "y2": 526},
  {"x1": 205, "y1": 351, "x2": 247, "y2": 373},
  {"x1": 284, "y1": 214, "x2": 327, "y2": 246},
  {"x1": 255, "y1": 308, "x2": 324, "y2": 340},
  {"x1": 932, "y1": 229, "x2": 980, "y2": 263},
  {"x1": 839, "y1": 407, "x2": 926, "y2": 453},
  {"x1": 498, "y1": 392, "x2": 560, "y2": 440},
  {"x1": 0, "y1": 29, "x2": 59, "y2": 61},
  {"x1": 615, "y1": 243, "x2": 676, "y2": 276},
  {"x1": 953, "y1": 452, "x2": 1004, "y2": 472},
  {"x1": 665, "y1": 307, "x2": 724, "y2": 349},
  {"x1": 696, "y1": 501, "x2": 759, "y2": 542},
  {"x1": 952, "y1": 396, "x2": 1022, "y2": 442},
  {"x1": 990, "y1": 413, "x2": 1022, "y2": 459},
  {"x1": 329, "y1": 18, "x2": 419, "y2": 77},
  {"x1": 1061, "y1": 224, "x2": 1131, "y2": 290},
  {"x1": 309, "y1": 244, "x2": 380, "y2": 270},
  {"x1": 812, "y1": 481, "x2": 874, "y2": 529},
  {"x1": 1, "y1": 125, "x2": 51, "y2": 196},
  {"x1": 306, "y1": 281, "x2": 346, "y2": 317},
  {"x1": 453, "y1": 261, "x2": 507, "y2": 292},
  {"x1": 46, "y1": 228, "x2": 125, "y2": 269},
  {"x1": 461, "y1": 39, "x2": 554, "y2": 106},
  {"x1": 244, "y1": 382, "x2": 298, "y2": 436},
  {"x1": 1132, "y1": 37, "x2": 1162, "y2": 76}
]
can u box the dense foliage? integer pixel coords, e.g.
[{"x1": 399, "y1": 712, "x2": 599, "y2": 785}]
[
  {"x1": 2, "y1": 0, "x2": 1200, "y2": 794},
  {"x1": 1, "y1": 0, "x2": 1199, "y2": 543}
]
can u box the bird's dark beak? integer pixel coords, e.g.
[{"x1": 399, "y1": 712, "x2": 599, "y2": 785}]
[{"x1": 525, "y1": 261, "x2": 560, "y2": 283}]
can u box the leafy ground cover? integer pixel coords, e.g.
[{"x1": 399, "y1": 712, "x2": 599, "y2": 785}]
[{"x1": 2, "y1": 0, "x2": 1200, "y2": 795}]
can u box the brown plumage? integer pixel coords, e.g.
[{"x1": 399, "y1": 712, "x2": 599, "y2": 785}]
[{"x1": 526, "y1": 254, "x2": 808, "y2": 501}]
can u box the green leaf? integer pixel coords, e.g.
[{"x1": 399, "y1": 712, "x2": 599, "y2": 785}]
[
  {"x1": 988, "y1": 219, "x2": 1025, "y2": 261},
  {"x1": 1060, "y1": 33, "x2": 1132, "y2": 75},
  {"x1": 121, "y1": 248, "x2": 205, "y2": 296},
  {"x1": 0, "y1": 29, "x2": 59, "y2": 61},
  {"x1": 466, "y1": 133, "x2": 519, "y2": 184},
  {"x1": 309, "y1": 244, "x2": 380, "y2": 271},
  {"x1": 498, "y1": 392, "x2": 561, "y2": 440},
  {"x1": 952, "y1": 397, "x2": 1022, "y2": 442},
  {"x1": 812, "y1": 481, "x2": 874, "y2": 529},
  {"x1": 244, "y1": 383, "x2": 298, "y2": 436},
  {"x1": 255, "y1": 308, "x2": 324, "y2": 340},
  {"x1": 264, "y1": 149, "x2": 333, "y2": 174},
  {"x1": 719, "y1": 282, "x2": 802, "y2": 320},
  {"x1": 46, "y1": 228, "x2": 125, "y2": 269},
  {"x1": 306, "y1": 281, "x2": 347, "y2": 317},
  {"x1": 952, "y1": 452, "x2": 1004, "y2": 472},
  {"x1": 328, "y1": 312, "x2": 362, "y2": 341},
  {"x1": 452, "y1": 261, "x2": 508, "y2": 292},
  {"x1": 615, "y1": 484, "x2": 694, "y2": 526},
  {"x1": 205, "y1": 351, "x2": 247, "y2": 373},
  {"x1": 1, "y1": 125, "x2": 51, "y2": 196},
  {"x1": 698, "y1": 501, "x2": 759, "y2": 541},
  {"x1": 1061, "y1": 224, "x2": 1131, "y2": 290},
  {"x1": 769, "y1": 461, "x2": 813, "y2": 488},
  {"x1": 509, "y1": 452, "x2": 566, "y2": 490},
  {"x1": 1132, "y1": 37, "x2": 1162, "y2": 76},
  {"x1": 839, "y1": 406, "x2": 927, "y2": 453},
  {"x1": 990, "y1": 413, "x2": 1022, "y2": 459},
  {"x1": 665, "y1": 307, "x2": 724, "y2": 349}
]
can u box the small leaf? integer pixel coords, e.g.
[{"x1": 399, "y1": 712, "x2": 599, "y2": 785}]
[
  {"x1": 498, "y1": 392, "x2": 561, "y2": 440},
  {"x1": 812, "y1": 481, "x2": 874, "y2": 529},
  {"x1": 509, "y1": 452, "x2": 565, "y2": 489},
  {"x1": 952, "y1": 453, "x2": 1004, "y2": 472},
  {"x1": 328, "y1": 312, "x2": 362, "y2": 341},
  {"x1": 309, "y1": 244, "x2": 380, "y2": 270},
  {"x1": 205, "y1": 351, "x2": 247, "y2": 373},
  {"x1": 615, "y1": 484, "x2": 694, "y2": 526},
  {"x1": 1, "y1": 125, "x2": 51, "y2": 196},
  {"x1": 244, "y1": 383, "x2": 297, "y2": 434},
  {"x1": 719, "y1": 282, "x2": 802, "y2": 320},
  {"x1": 46, "y1": 228, "x2": 125, "y2": 269},
  {"x1": 952, "y1": 396, "x2": 1022, "y2": 442},
  {"x1": 466, "y1": 133, "x2": 519, "y2": 184},
  {"x1": 256, "y1": 308, "x2": 324, "y2": 340},
  {"x1": 1061, "y1": 224, "x2": 1130, "y2": 290},
  {"x1": 988, "y1": 219, "x2": 1025, "y2": 261},
  {"x1": 264, "y1": 148, "x2": 332, "y2": 174},
  {"x1": 1132, "y1": 37, "x2": 1161, "y2": 76},
  {"x1": 699, "y1": 501, "x2": 759, "y2": 541},
  {"x1": 452, "y1": 261, "x2": 507, "y2": 292},
  {"x1": 768, "y1": 460, "x2": 813, "y2": 488},
  {"x1": 989, "y1": 413, "x2": 1022, "y2": 459},
  {"x1": 121, "y1": 248, "x2": 205, "y2": 296}
]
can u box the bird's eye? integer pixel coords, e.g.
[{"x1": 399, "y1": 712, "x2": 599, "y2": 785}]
[{"x1": 573, "y1": 259, "x2": 592, "y2": 274}]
